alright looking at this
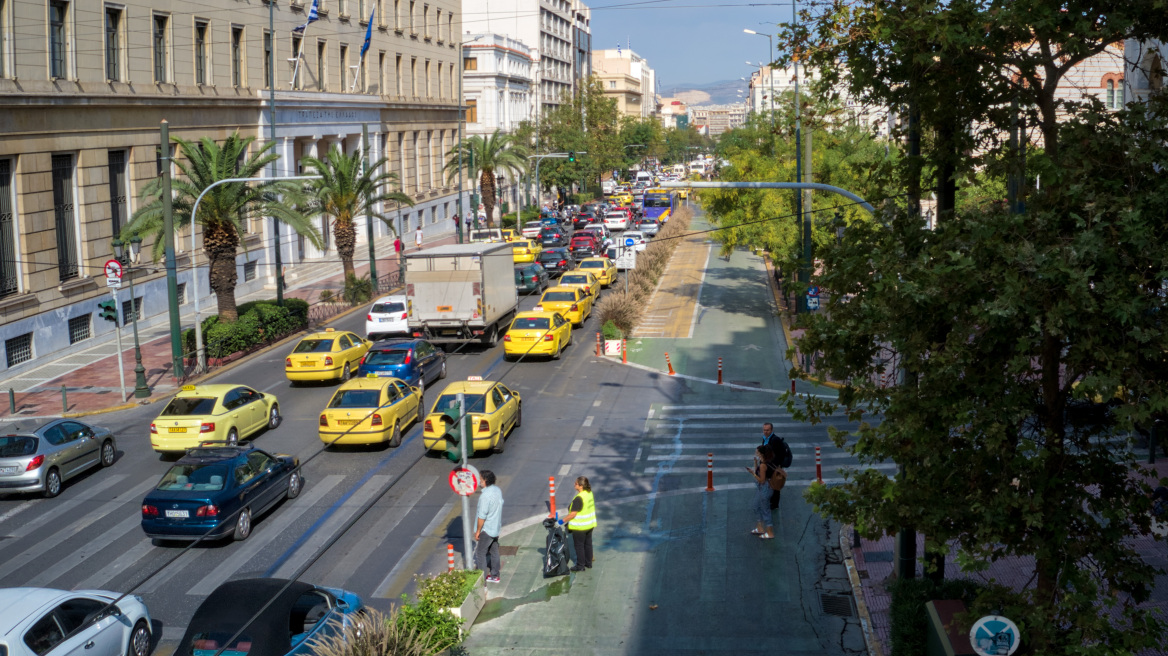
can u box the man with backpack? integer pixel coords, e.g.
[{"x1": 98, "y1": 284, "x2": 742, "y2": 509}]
[{"x1": 761, "y1": 423, "x2": 792, "y2": 510}]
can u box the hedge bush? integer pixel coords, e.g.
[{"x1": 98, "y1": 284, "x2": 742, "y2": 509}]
[
  {"x1": 596, "y1": 206, "x2": 693, "y2": 334},
  {"x1": 182, "y1": 300, "x2": 307, "y2": 361},
  {"x1": 888, "y1": 577, "x2": 988, "y2": 656}
]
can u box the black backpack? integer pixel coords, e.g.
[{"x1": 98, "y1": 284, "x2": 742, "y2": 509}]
[{"x1": 767, "y1": 435, "x2": 793, "y2": 469}]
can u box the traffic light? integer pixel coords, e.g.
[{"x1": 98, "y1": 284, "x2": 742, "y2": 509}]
[
  {"x1": 442, "y1": 402, "x2": 463, "y2": 462},
  {"x1": 98, "y1": 299, "x2": 118, "y2": 324},
  {"x1": 568, "y1": 151, "x2": 575, "y2": 163}
]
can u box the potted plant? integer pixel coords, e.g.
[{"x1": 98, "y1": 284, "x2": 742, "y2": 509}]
[
  {"x1": 408, "y1": 568, "x2": 486, "y2": 637},
  {"x1": 602, "y1": 320, "x2": 624, "y2": 356}
]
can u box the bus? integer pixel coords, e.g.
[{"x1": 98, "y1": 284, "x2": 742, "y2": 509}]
[{"x1": 642, "y1": 188, "x2": 676, "y2": 223}]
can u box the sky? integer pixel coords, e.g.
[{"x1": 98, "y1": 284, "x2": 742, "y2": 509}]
[{"x1": 587, "y1": 0, "x2": 797, "y2": 89}]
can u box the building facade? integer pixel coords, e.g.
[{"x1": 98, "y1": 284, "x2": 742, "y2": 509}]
[
  {"x1": 0, "y1": 0, "x2": 464, "y2": 377},
  {"x1": 691, "y1": 104, "x2": 745, "y2": 136},
  {"x1": 592, "y1": 48, "x2": 656, "y2": 119},
  {"x1": 1126, "y1": 38, "x2": 1165, "y2": 105}
]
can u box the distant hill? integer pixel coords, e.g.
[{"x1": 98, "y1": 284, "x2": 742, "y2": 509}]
[{"x1": 662, "y1": 79, "x2": 746, "y2": 106}]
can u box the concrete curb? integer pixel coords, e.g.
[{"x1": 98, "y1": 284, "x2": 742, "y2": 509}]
[
  {"x1": 613, "y1": 355, "x2": 839, "y2": 399},
  {"x1": 840, "y1": 524, "x2": 884, "y2": 656}
]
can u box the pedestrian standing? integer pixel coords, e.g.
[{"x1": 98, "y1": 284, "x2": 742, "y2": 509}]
[
  {"x1": 562, "y1": 476, "x2": 596, "y2": 571},
  {"x1": 414, "y1": 225, "x2": 424, "y2": 250},
  {"x1": 473, "y1": 470, "x2": 503, "y2": 583},
  {"x1": 393, "y1": 235, "x2": 402, "y2": 254},
  {"x1": 761, "y1": 423, "x2": 790, "y2": 512},
  {"x1": 748, "y1": 445, "x2": 776, "y2": 539}
]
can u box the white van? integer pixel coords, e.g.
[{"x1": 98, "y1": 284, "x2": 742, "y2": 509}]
[{"x1": 635, "y1": 170, "x2": 653, "y2": 184}]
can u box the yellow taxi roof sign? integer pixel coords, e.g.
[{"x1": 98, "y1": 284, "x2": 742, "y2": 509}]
[
  {"x1": 366, "y1": 373, "x2": 379, "y2": 378},
  {"x1": 181, "y1": 385, "x2": 197, "y2": 391},
  {"x1": 534, "y1": 305, "x2": 543, "y2": 311},
  {"x1": 325, "y1": 327, "x2": 336, "y2": 332},
  {"x1": 467, "y1": 375, "x2": 484, "y2": 381}
]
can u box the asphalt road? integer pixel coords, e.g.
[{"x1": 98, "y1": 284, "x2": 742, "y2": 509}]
[{"x1": 0, "y1": 272, "x2": 684, "y2": 650}]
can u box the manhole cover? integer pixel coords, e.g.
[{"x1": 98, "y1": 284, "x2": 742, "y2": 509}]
[
  {"x1": 819, "y1": 592, "x2": 855, "y2": 618},
  {"x1": 498, "y1": 545, "x2": 519, "y2": 556}
]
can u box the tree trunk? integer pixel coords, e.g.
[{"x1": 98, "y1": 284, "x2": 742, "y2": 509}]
[
  {"x1": 334, "y1": 216, "x2": 356, "y2": 280},
  {"x1": 480, "y1": 168, "x2": 496, "y2": 228},
  {"x1": 204, "y1": 221, "x2": 240, "y2": 321}
]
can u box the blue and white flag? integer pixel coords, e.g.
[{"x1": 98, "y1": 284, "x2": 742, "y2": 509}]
[
  {"x1": 292, "y1": 0, "x2": 319, "y2": 34},
  {"x1": 360, "y1": 7, "x2": 375, "y2": 57}
]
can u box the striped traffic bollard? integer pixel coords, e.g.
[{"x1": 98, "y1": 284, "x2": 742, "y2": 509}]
[
  {"x1": 665, "y1": 352, "x2": 676, "y2": 375},
  {"x1": 447, "y1": 543, "x2": 455, "y2": 571},
  {"x1": 705, "y1": 452, "x2": 715, "y2": 492},
  {"x1": 622, "y1": 338, "x2": 628, "y2": 364},
  {"x1": 717, "y1": 357, "x2": 723, "y2": 385},
  {"x1": 548, "y1": 476, "x2": 557, "y2": 518},
  {"x1": 791, "y1": 380, "x2": 796, "y2": 394},
  {"x1": 815, "y1": 446, "x2": 823, "y2": 484},
  {"x1": 595, "y1": 332, "x2": 602, "y2": 357}
]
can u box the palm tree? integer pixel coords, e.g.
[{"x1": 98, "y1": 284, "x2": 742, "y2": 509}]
[
  {"x1": 123, "y1": 132, "x2": 321, "y2": 321},
  {"x1": 302, "y1": 146, "x2": 414, "y2": 281},
  {"x1": 444, "y1": 131, "x2": 528, "y2": 227}
]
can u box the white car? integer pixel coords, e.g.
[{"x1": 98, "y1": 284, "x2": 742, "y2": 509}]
[
  {"x1": 621, "y1": 230, "x2": 648, "y2": 252},
  {"x1": 520, "y1": 221, "x2": 545, "y2": 239},
  {"x1": 366, "y1": 294, "x2": 409, "y2": 340},
  {"x1": 603, "y1": 211, "x2": 629, "y2": 231},
  {"x1": 0, "y1": 587, "x2": 152, "y2": 656}
]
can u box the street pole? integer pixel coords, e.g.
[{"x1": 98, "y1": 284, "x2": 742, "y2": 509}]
[
  {"x1": 767, "y1": 34, "x2": 775, "y2": 131},
  {"x1": 792, "y1": 0, "x2": 808, "y2": 313},
  {"x1": 126, "y1": 266, "x2": 150, "y2": 398},
  {"x1": 159, "y1": 121, "x2": 184, "y2": 378},
  {"x1": 457, "y1": 37, "x2": 465, "y2": 245},
  {"x1": 458, "y1": 392, "x2": 473, "y2": 569},
  {"x1": 363, "y1": 124, "x2": 378, "y2": 295},
  {"x1": 111, "y1": 287, "x2": 127, "y2": 403},
  {"x1": 269, "y1": 0, "x2": 283, "y2": 306}
]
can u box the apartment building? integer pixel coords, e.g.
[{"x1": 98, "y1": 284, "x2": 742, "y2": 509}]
[
  {"x1": 0, "y1": 0, "x2": 462, "y2": 376},
  {"x1": 592, "y1": 48, "x2": 657, "y2": 119}
]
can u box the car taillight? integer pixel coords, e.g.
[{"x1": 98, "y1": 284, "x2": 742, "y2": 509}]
[
  {"x1": 401, "y1": 312, "x2": 408, "y2": 320},
  {"x1": 196, "y1": 505, "x2": 219, "y2": 517},
  {"x1": 141, "y1": 505, "x2": 159, "y2": 517},
  {"x1": 371, "y1": 414, "x2": 383, "y2": 426},
  {"x1": 26, "y1": 455, "x2": 44, "y2": 471},
  {"x1": 319, "y1": 415, "x2": 328, "y2": 427},
  {"x1": 531, "y1": 275, "x2": 538, "y2": 283},
  {"x1": 324, "y1": 356, "x2": 334, "y2": 366},
  {"x1": 478, "y1": 419, "x2": 490, "y2": 433},
  {"x1": 359, "y1": 356, "x2": 366, "y2": 365},
  {"x1": 200, "y1": 422, "x2": 215, "y2": 433},
  {"x1": 403, "y1": 352, "x2": 412, "y2": 364},
  {"x1": 286, "y1": 357, "x2": 292, "y2": 367},
  {"x1": 570, "y1": 303, "x2": 579, "y2": 311},
  {"x1": 367, "y1": 314, "x2": 373, "y2": 321},
  {"x1": 560, "y1": 260, "x2": 567, "y2": 266},
  {"x1": 425, "y1": 419, "x2": 434, "y2": 432},
  {"x1": 544, "y1": 333, "x2": 555, "y2": 342},
  {"x1": 503, "y1": 333, "x2": 512, "y2": 342},
  {"x1": 584, "y1": 286, "x2": 591, "y2": 295},
  {"x1": 149, "y1": 422, "x2": 157, "y2": 434}
]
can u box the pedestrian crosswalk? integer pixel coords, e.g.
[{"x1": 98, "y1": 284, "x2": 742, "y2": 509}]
[{"x1": 634, "y1": 403, "x2": 896, "y2": 486}]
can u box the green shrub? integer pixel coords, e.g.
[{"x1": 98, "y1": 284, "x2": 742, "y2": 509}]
[
  {"x1": 320, "y1": 289, "x2": 335, "y2": 303},
  {"x1": 597, "y1": 292, "x2": 642, "y2": 335},
  {"x1": 396, "y1": 596, "x2": 462, "y2": 654},
  {"x1": 888, "y1": 577, "x2": 987, "y2": 656},
  {"x1": 415, "y1": 569, "x2": 481, "y2": 608},
  {"x1": 282, "y1": 298, "x2": 309, "y2": 325},
  {"x1": 601, "y1": 319, "x2": 623, "y2": 340},
  {"x1": 305, "y1": 607, "x2": 434, "y2": 656},
  {"x1": 344, "y1": 275, "x2": 374, "y2": 304}
]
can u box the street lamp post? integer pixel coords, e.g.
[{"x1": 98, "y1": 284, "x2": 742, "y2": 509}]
[
  {"x1": 111, "y1": 238, "x2": 151, "y2": 399},
  {"x1": 743, "y1": 30, "x2": 775, "y2": 130},
  {"x1": 530, "y1": 152, "x2": 585, "y2": 213}
]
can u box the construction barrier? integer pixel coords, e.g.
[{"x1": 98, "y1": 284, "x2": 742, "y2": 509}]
[
  {"x1": 706, "y1": 452, "x2": 715, "y2": 491},
  {"x1": 665, "y1": 352, "x2": 676, "y2": 375}
]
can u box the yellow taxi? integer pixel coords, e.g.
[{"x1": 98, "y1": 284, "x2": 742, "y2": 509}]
[
  {"x1": 285, "y1": 328, "x2": 372, "y2": 383},
  {"x1": 677, "y1": 188, "x2": 689, "y2": 200},
  {"x1": 578, "y1": 257, "x2": 618, "y2": 288},
  {"x1": 503, "y1": 311, "x2": 573, "y2": 360},
  {"x1": 149, "y1": 384, "x2": 281, "y2": 453},
  {"x1": 537, "y1": 286, "x2": 593, "y2": 327},
  {"x1": 423, "y1": 377, "x2": 522, "y2": 454},
  {"x1": 512, "y1": 239, "x2": 542, "y2": 263},
  {"x1": 558, "y1": 271, "x2": 600, "y2": 302},
  {"x1": 318, "y1": 375, "x2": 423, "y2": 447},
  {"x1": 500, "y1": 228, "x2": 520, "y2": 242},
  {"x1": 613, "y1": 192, "x2": 634, "y2": 206}
]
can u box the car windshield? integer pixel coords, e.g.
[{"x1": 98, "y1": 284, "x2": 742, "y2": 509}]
[
  {"x1": 364, "y1": 350, "x2": 408, "y2": 365},
  {"x1": 562, "y1": 275, "x2": 589, "y2": 285},
  {"x1": 329, "y1": 389, "x2": 382, "y2": 408},
  {"x1": 162, "y1": 397, "x2": 217, "y2": 416},
  {"x1": 571, "y1": 238, "x2": 592, "y2": 245},
  {"x1": 542, "y1": 291, "x2": 577, "y2": 302},
  {"x1": 580, "y1": 261, "x2": 605, "y2": 269},
  {"x1": 189, "y1": 633, "x2": 253, "y2": 656},
  {"x1": 0, "y1": 435, "x2": 37, "y2": 457},
  {"x1": 371, "y1": 302, "x2": 406, "y2": 314},
  {"x1": 434, "y1": 393, "x2": 487, "y2": 415},
  {"x1": 513, "y1": 317, "x2": 551, "y2": 330},
  {"x1": 157, "y1": 464, "x2": 229, "y2": 491},
  {"x1": 294, "y1": 339, "x2": 334, "y2": 353}
]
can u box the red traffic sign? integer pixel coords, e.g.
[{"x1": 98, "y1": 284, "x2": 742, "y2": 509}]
[
  {"x1": 448, "y1": 466, "x2": 481, "y2": 496},
  {"x1": 104, "y1": 259, "x2": 123, "y2": 279}
]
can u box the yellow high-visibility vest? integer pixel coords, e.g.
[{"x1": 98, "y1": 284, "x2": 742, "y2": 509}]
[{"x1": 568, "y1": 490, "x2": 596, "y2": 531}]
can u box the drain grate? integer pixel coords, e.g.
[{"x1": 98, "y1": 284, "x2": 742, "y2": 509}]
[
  {"x1": 819, "y1": 592, "x2": 856, "y2": 618},
  {"x1": 498, "y1": 545, "x2": 519, "y2": 556}
]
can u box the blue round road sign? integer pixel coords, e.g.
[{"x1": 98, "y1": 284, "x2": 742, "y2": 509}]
[{"x1": 625, "y1": 237, "x2": 635, "y2": 246}]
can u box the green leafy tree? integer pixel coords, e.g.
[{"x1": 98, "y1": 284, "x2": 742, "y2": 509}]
[
  {"x1": 444, "y1": 130, "x2": 528, "y2": 227},
  {"x1": 303, "y1": 146, "x2": 414, "y2": 281},
  {"x1": 538, "y1": 76, "x2": 622, "y2": 200},
  {"x1": 124, "y1": 133, "x2": 321, "y2": 321}
]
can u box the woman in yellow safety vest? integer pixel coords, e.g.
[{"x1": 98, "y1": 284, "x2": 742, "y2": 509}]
[{"x1": 562, "y1": 476, "x2": 596, "y2": 572}]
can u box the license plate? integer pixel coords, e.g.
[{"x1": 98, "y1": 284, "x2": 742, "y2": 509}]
[
  {"x1": 337, "y1": 419, "x2": 360, "y2": 426},
  {"x1": 379, "y1": 318, "x2": 394, "y2": 322},
  {"x1": 521, "y1": 336, "x2": 536, "y2": 341},
  {"x1": 168, "y1": 427, "x2": 187, "y2": 433},
  {"x1": 165, "y1": 509, "x2": 189, "y2": 518},
  {"x1": 0, "y1": 466, "x2": 17, "y2": 475},
  {"x1": 299, "y1": 362, "x2": 315, "y2": 367}
]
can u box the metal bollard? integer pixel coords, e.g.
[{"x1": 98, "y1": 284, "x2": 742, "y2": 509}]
[
  {"x1": 61, "y1": 385, "x2": 68, "y2": 413},
  {"x1": 815, "y1": 446, "x2": 823, "y2": 484},
  {"x1": 717, "y1": 357, "x2": 723, "y2": 384},
  {"x1": 621, "y1": 338, "x2": 627, "y2": 364},
  {"x1": 790, "y1": 380, "x2": 795, "y2": 394},
  {"x1": 447, "y1": 543, "x2": 455, "y2": 571},
  {"x1": 665, "y1": 352, "x2": 675, "y2": 375},
  {"x1": 705, "y1": 452, "x2": 715, "y2": 492},
  {"x1": 548, "y1": 476, "x2": 557, "y2": 518},
  {"x1": 8, "y1": 388, "x2": 14, "y2": 414},
  {"x1": 595, "y1": 332, "x2": 601, "y2": 357}
]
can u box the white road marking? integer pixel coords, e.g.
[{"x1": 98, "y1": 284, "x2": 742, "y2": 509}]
[
  {"x1": 634, "y1": 447, "x2": 643, "y2": 461},
  {"x1": 582, "y1": 416, "x2": 594, "y2": 427},
  {"x1": 646, "y1": 451, "x2": 860, "y2": 461},
  {"x1": 74, "y1": 537, "x2": 157, "y2": 591},
  {"x1": 570, "y1": 439, "x2": 583, "y2": 452},
  {"x1": 593, "y1": 400, "x2": 602, "y2": 407},
  {"x1": 373, "y1": 499, "x2": 456, "y2": 598},
  {"x1": 558, "y1": 464, "x2": 571, "y2": 476},
  {"x1": 641, "y1": 463, "x2": 898, "y2": 474},
  {"x1": 3, "y1": 474, "x2": 126, "y2": 538},
  {"x1": 647, "y1": 408, "x2": 655, "y2": 419},
  {"x1": 261, "y1": 381, "x2": 285, "y2": 392},
  {"x1": 30, "y1": 513, "x2": 142, "y2": 587},
  {"x1": 0, "y1": 499, "x2": 40, "y2": 526}
]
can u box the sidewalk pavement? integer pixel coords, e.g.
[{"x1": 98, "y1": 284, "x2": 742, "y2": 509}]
[{"x1": 0, "y1": 232, "x2": 459, "y2": 419}]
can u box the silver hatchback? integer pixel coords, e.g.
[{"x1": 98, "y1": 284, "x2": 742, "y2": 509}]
[{"x1": 0, "y1": 419, "x2": 117, "y2": 498}]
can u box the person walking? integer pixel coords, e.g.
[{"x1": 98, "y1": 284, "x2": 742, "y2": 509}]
[
  {"x1": 562, "y1": 476, "x2": 596, "y2": 571},
  {"x1": 749, "y1": 445, "x2": 776, "y2": 539},
  {"x1": 473, "y1": 470, "x2": 504, "y2": 583},
  {"x1": 393, "y1": 235, "x2": 402, "y2": 254},
  {"x1": 414, "y1": 225, "x2": 424, "y2": 250}
]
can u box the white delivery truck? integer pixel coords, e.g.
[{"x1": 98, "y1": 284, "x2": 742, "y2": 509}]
[{"x1": 404, "y1": 243, "x2": 519, "y2": 346}]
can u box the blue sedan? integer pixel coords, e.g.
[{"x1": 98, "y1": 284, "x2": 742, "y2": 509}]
[
  {"x1": 141, "y1": 443, "x2": 302, "y2": 542},
  {"x1": 357, "y1": 339, "x2": 447, "y2": 390}
]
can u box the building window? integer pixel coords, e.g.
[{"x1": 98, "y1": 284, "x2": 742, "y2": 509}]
[
  {"x1": 107, "y1": 150, "x2": 127, "y2": 238},
  {"x1": 377, "y1": 51, "x2": 385, "y2": 94},
  {"x1": 317, "y1": 41, "x2": 326, "y2": 91},
  {"x1": 422, "y1": 4, "x2": 429, "y2": 38},
  {"x1": 194, "y1": 21, "x2": 208, "y2": 85},
  {"x1": 424, "y1": 59, "x2": 431, "y2": 96},
  {"x1": 49, "y1": 1, "x2": 68, "y2": 79},
  {"x1": 153, "y1": 14, "x2": 168, "y2": 83},
  {"x1": 446, "y1": 13, "x2": 452, "y2": 42},
  {"x1": 0, "y1": 159, "x2": 17, "y2": 298},
  {"x1": 243, "y1": 260, "x2": 257, "y2": 282},
  {"x1": 412, "y1": 132, "x2": 420, "y2": 191},
  {"x1": 52, "y1": 154, "x2": 78, "y2": 282},
  {"x1": 463, "y1": 57, "x2": 476, "y2": 71},
  {"x1": 435, "y1": 8, "x2": 442, "y2": 40},
  {"x1": 410, "y1": 56, "x2": 417, "y2": 95},
  {"x1": 0, "y1": 0, "x2": 7, "y2": 77},
  {"x1": 466, "y1": 99, "x2": 477, "y2": 123},
  {"x1": 68, "y1": 314, "x2": 91, "y2": 345},
  {"x1": 394, "y1": 0, "x2": 400, "y2": 28},
  {"x1": 104, "y1": 7, "x2": 121, "y2": 81},
  {"x1": 5, "y1": 333, "x2": 32, "y2": 368},
  {"x1": 176, "y1": 282, "x2": 186, "y2": 305},
  {"x1": 121, "y1": 296, "x2": 142, "y2": 323},
  {"x1": 263, "y1": 30, "x2": 272, "y2": 88},
  {"x1": 609, "y1": 80, "x2": 616, "y2": 89},
  {"x1": 231, "y1": 27, "x2": 243, "y2": 86},
  {"x1": 408, "y1": 0, "x2": 415, "y2": 32},
  {"x1": 292, "y1": 35, "x2": 303, "y2": 89},
  {"x1": 339, "y1": 43, "x2": 348, "y2": 91},
  {"x1": 395, "y1": 54, "x2": 402, "y2": 94},
  {"x1": 427, "y1": 131, "x2": 434, "y2": 188}
]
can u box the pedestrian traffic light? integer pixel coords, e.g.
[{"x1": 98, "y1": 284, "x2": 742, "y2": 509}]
[
  {"x1": 442, "y1": 403, "x2": 462, "y2": 462},
  {"x1": 98, "y1": 299, "x2": 118, "y2": 324},
  {"x1": 568, "y1": 151, "x2": 575, "y2": 163}
]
